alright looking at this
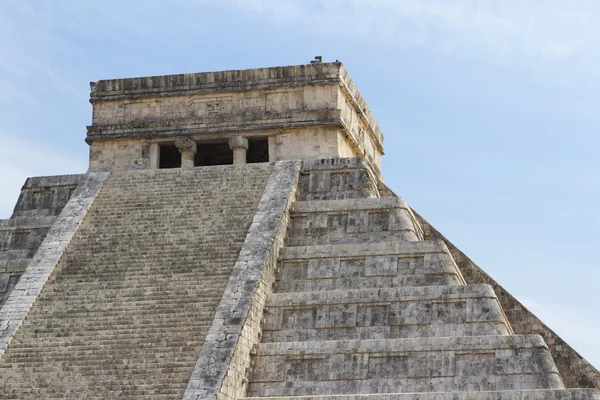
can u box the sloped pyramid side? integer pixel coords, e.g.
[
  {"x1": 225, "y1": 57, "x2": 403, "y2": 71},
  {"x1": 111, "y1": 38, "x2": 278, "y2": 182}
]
[
  {"x1": 242, "y1": 157, "x2": 599, "y2": 400},
  {"x1": 413, "y1": 209, "x2": 600, "y2": 390}
]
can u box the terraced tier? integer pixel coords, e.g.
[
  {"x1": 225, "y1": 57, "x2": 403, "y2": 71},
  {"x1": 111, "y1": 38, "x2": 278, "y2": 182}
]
[
  {"x1": 245, "y1": 157, "x2": 600, "y2": 400},
  {"x1": 248, "y1": 335, "x2": 564, "y2": 396},
  {"x1": 262, "y1": 284, "x2": 511, "y2": 342}
]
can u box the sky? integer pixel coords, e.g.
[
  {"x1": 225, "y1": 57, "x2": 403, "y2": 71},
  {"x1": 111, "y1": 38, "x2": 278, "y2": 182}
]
[{"x1": 1, "y1": 0, "x2": 599, "y2": 369}]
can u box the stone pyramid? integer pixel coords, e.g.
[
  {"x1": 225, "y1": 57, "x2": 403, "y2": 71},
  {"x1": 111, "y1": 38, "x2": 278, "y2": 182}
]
[{"x1": 0, "y1": 61, "x2": 597, "y2": 399}]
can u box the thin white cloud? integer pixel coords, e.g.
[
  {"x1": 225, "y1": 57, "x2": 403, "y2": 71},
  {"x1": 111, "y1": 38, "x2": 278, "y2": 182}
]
[{"x1": 206, "y1": 0, "x2": 600, "y2": 86}]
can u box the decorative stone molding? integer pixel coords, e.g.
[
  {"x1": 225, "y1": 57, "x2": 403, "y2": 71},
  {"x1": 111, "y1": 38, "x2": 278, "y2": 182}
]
[{"x1": 183, "y1": 160, "x2": 301, "y2": 400}]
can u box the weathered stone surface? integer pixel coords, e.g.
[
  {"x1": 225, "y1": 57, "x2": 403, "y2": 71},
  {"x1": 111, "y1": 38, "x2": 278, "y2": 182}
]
[
  {"x1": 288, "y1": 198, "x2": 423, "y2": 246},
  {"x1": 244, "y1": 156, "x2": 598, "y2": 400},
  {"x1": 0, "y1": 165, "x2": 272, "y2": 398},
  {"x1": 248, "y1": 336, "x2": 563, "y2": 396},
  {"x1": 262, "y1": 284, "x2": 511, "y2": 342},
  {"x1": 0, "y1": 175, "x2": 82, "y2": 306},
  {"x1": 299, "y1": 158, "x2": 379, "y2": 201},
  {"x1": 183, "y1": 160, "x2": 301, "y2": 400},
  {"x1": 11, "y1": 174, "x2": 83, "y2": 218},
  {"x1": 87, "y1": 63, "x2": 383, "y2": 178},
  {"x1": 277, "y1": 240, "x2": 465, "y2": 292},
  {"x1": 0, "y1": 172, "x2": 107, "y2": 356}
]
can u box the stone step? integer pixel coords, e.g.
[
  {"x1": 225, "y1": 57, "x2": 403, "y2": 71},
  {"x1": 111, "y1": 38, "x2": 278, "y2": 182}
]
[
  {"x1": 242, "y1": 389, "x2": 600, "y2": 400},
  {"x1": 33, "y1": 288, "x2": 225, "y2": 302},
  {"x1": 276, "y1": 241, "x2": 464, "y2": 292},
  {"x1": 48, "y1": 270, "x2": 232, "y2": 281},
  {"x1": 298, "y1": 158, "x2": 379, "y2": 201},
  {"x1": 1, "y1": 354, "x2": 197, "y2": 368},
  {"x1": 7, "y1": 336, "x2": 199, "y2": 349},
  {"x1": 262, "y1": 284, "x2": 511, "y2": 342},
  {"x1": 15, "y1": 320, "x2": 212, "y2": 335},
  {"x1": 0, "y1": 374, "x2": 189, "y2": 393},
  {"x1": 27, "y1": 302, "x2": 216, "y2": 315},
  {"x1": 247, "y1": 335, "x2": 563, "y2": 397},
  {"x1": 288, "y1": 198, "x2": 424, "y2": 246}
]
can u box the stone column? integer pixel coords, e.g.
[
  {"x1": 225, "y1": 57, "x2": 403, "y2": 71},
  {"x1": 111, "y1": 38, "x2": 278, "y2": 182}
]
[
  {"x1": 228, "y1": 136, "x2": 249, "y2": 165},
  {"x1": 174, "y1": 136, "x2": 197, "y2": 169},
  {"x1": 148, "y1": 143, "x2": 160, "y2": 169}
]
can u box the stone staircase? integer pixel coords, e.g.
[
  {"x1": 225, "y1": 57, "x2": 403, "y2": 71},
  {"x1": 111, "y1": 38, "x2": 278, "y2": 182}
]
[
  {"x1": 244, "y1": 158, "x2": 600, "y2": 400},
  {"x1": 0, "y1": 165, "x2": 272, "y2": 398}
]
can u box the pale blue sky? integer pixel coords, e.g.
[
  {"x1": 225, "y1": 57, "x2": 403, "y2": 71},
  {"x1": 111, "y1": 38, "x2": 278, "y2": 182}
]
[{"x1": 1, "y1": 0, "x2": 599, "y2": 368}]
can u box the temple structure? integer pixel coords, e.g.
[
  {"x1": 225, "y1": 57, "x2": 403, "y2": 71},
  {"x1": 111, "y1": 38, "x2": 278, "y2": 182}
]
[{"x1": 0, "y1": 60, "x2": 598, "y2": 399}]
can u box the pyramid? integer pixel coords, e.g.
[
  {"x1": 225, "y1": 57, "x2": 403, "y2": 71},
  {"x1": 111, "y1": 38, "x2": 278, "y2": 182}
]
[{"x1": 0, "y1": 61, "x2": 598, "y2": 399}]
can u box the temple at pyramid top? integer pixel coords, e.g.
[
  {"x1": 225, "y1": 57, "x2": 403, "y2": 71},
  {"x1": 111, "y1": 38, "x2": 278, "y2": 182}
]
[{"x1": 87, "y1": 60, "x2": 384, "y2": 178}]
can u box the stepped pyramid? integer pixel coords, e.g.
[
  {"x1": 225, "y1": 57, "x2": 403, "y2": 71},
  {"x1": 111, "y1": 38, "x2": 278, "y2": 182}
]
[{"x1": 0, "y1": 61, "x2": 598, "y2": 399}]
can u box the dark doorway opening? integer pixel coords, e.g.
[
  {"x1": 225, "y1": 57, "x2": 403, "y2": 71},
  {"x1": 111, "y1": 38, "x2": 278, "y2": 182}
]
[
  {"x1": 247, "y1": 138, "x2": 269, "y2": 163},
  {"x1": 195, "y1": 141, "x2": 233, "y2": 166},
  {"x1": 159, "y1": 145, "x2": 181, "y2": 169}
]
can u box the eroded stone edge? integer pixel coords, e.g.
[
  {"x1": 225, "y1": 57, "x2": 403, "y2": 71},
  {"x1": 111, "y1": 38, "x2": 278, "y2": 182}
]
[
  {"x1": 0, "y1": 171, "x2": 109, "y2": 356},
  {"x1": 182, "y1": 160, "x2": 302, "y2": 400}
]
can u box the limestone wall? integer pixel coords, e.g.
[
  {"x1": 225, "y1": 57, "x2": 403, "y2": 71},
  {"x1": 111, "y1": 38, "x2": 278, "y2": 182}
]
[
  {"x1": 88, "y1": 138, "x2": 148, "y2": 171},
  {"x1": 269, "y1": 127, "x2": 357, "y2": 162}
]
